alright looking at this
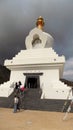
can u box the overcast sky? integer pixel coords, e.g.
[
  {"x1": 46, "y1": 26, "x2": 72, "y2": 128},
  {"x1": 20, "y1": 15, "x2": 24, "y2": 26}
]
[{"x1": 0, "y1": 0, "x2": 73, "y2": 81}]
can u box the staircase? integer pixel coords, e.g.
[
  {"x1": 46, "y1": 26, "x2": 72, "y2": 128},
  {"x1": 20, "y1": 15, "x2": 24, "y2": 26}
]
[
  {"x1": 20, "y1": 88, "x2": 73, "y2": 112},
  {"x1": 0, "y1": 88, "x2": 73, "y2": 112}
]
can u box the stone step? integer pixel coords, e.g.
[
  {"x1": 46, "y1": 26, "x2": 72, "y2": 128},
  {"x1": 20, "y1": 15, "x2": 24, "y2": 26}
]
[
  {"x1": 0, "y1": 92, "x2": 14, "y2": 108},
  {"x1": 0, "y1": 88, "x2": 73, "y2": 112}
]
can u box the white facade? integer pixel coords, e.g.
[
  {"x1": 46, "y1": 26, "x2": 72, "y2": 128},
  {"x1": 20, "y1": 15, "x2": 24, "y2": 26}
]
[{"x1": 0, "y1": 25, "x2": 72, "y2": 99}]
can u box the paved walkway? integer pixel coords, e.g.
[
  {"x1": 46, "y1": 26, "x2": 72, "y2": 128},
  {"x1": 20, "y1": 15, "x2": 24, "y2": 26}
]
[{"x1": 0, "y1": 108, "x2": 73, "y2": 130}]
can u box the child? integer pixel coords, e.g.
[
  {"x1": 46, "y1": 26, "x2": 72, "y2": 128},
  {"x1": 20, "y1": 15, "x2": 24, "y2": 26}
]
[{"x1": 13, "y1": 95, "x2": 19, "y2": 113}]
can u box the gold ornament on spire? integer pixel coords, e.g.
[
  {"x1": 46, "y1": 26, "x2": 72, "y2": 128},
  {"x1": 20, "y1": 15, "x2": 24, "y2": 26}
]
[{"x1": 36, "y1": 16, "x2": 45, "y2": 30}]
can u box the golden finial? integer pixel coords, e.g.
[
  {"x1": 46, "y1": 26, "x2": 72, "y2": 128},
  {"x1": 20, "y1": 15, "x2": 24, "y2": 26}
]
[{"x1": 36, "y1": 16, "x2": 45, "y2": 30}]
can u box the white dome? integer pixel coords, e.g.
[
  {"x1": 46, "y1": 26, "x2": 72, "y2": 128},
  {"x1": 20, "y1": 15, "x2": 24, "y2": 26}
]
[{"x1": 25, "y1": 28, "x2": 54, "y2": 49}]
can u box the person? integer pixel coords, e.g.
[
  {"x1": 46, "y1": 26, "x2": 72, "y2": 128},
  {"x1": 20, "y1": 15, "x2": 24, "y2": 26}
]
[
  {"x1": 13, "y1": 95, "x2": 19, "y2": 113},
  {"x1": 17, "y1": 96, "x2": 21, "y2": 111},
  {"x1": 15, "y1": 82, "x2": 19, "y2": 89},
  {"x1": 18, "y1": 81, "x2": 22, "y2": 88},
  {"x1": 14, "y1": 82, "x2": 19, "y2": 94},
  {"x1": 19, "y1": 84, "x2": 25, "y2": 95}
]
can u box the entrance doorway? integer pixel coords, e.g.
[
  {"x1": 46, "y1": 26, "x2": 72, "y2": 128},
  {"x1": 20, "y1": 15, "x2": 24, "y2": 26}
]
[
  {"x1": 26, "y1": 76, "x2": 40, "y2": 88},
  {"x1": 24, "y1": 73, "x2": 43, "y2": 89}
]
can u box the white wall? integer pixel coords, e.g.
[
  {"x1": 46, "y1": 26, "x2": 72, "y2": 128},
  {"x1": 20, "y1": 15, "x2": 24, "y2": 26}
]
[
  {"x1": 10, "y1": 70, "x2": 26, "y2": 85},
  {"x1": 10, "y1": 68, "x2": 59, "y2": 88},
  {"x1": 40, "y1": 69, "x2": 59, "y2": 88}
]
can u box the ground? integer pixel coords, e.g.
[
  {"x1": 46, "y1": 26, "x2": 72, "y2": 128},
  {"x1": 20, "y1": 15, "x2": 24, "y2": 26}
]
[{"x1": 0, "y1": 108, "x2": 73, "y2": 130}]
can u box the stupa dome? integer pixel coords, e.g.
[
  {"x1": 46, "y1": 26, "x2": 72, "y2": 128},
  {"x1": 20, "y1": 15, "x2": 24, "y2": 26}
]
[{"x1": 25, "y1": 16, "x2": 54, "y2": 49}]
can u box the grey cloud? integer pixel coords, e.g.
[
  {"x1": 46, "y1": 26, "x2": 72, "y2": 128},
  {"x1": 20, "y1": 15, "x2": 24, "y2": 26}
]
[{"x1": 63, "y1": 58, "x2": 73, "y2": 81}]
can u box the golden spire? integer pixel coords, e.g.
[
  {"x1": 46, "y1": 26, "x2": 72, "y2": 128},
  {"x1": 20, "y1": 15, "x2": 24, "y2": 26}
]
[{"x1": 36, "y1": 16, "x2": 45, "y2": 30}]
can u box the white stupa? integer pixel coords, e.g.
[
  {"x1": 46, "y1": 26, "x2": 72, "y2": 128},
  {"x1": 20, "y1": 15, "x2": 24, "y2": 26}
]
[{"x1": 0, "y1": 16, "x2": 72, "y2": 99}]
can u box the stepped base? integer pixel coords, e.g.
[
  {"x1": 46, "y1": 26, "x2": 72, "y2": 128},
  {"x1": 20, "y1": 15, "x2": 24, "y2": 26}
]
[
  {"x1": 0, "y1": 88, "x2": 73, "y2": 112},
  {"x1": 0, "y1": 98, "x2": 72, "y2": 112},
  {"x1": 41, "y1": 81, "x2": 72, "y2": 99}
]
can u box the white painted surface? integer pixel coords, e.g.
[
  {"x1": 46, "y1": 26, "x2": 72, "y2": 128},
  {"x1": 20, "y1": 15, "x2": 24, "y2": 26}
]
[
  {"x1": 0, "y1": 26, "x2": 72, "y2": 99},
  {"x1": 0, "y1": 81, "x2": 15, "y2": 97},
  {"x1": 25, "y1": 28, "x2": 54, "y2": 49},
  {"x1": 41, "y1": 81, "x2": 72, "y2": 99}
]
